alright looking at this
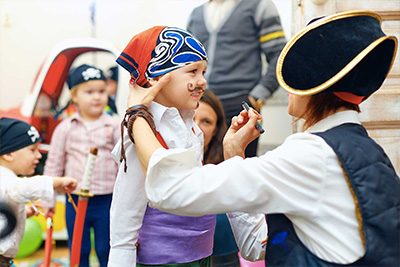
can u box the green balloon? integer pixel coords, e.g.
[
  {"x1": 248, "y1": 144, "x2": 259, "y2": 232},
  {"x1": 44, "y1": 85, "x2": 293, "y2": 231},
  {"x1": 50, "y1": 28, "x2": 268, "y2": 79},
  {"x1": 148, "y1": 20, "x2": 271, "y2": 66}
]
[{"x1": 15, "y1": 217, "x2": 43, "y2": 259}]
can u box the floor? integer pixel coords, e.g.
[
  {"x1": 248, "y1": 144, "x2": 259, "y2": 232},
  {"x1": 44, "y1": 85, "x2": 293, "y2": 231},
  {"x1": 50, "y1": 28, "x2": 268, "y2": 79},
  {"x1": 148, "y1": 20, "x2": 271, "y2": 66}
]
[
  {"x1": 13, "y1": 241, "x2": 99, "y2": 267},
  {"x1": 12, "y1": 242, "x2": 266, "y2": 267}
]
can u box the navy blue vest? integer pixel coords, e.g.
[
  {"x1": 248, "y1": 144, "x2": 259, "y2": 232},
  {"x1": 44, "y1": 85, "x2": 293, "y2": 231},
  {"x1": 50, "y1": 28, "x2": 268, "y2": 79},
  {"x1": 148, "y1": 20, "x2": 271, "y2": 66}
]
[{"x1": 265, "y1": 123, "x2": 400, "y2": 266}]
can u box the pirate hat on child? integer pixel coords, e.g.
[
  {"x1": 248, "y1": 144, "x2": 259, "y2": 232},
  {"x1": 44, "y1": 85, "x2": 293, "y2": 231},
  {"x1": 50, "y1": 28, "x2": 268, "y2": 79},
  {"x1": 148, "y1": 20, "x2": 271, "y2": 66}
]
[
  {"x1": 0, "y1": 117, "x2": 41, "y2": 155},
  {"x1": 116, "y1": 26, "x2": 207, "y2": 86},
  {"x1": 106, "y1": 66, "x2": 119, "y2": 82},
  {"x1": 276, "y1": 10, "x2": 398, "y2": 104},
  {"x1": 67, "y1": 64, "x2": 106, "y2": 90}
]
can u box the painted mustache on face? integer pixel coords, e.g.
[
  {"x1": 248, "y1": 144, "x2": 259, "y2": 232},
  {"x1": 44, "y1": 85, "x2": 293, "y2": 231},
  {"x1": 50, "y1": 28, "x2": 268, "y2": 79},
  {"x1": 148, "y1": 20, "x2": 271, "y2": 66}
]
[{"x1": 187, "y1": 83, "x2": 205, "y2": 93}]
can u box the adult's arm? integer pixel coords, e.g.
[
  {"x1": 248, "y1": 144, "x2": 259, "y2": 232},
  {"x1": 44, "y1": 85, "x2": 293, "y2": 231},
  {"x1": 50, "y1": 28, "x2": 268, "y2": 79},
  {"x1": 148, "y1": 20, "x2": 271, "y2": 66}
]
[
  {"x1": 250, "y1": 0, "x2": 286, "y2": 102},
  {"x1": 228, "y1": 212, "x2": 267, "y2": 261},
  {"x1": 145, "y1": 136, "x2": 325, "y2": 218},
  {"x1": 127, "y1": 74, "x2": 261, "y2": 173}
]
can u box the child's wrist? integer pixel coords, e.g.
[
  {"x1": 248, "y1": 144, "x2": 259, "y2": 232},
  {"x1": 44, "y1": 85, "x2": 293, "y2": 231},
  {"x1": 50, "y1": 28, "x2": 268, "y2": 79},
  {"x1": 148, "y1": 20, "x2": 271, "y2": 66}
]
[{"x1": 52, "y1": 176, "x2": 61, "y2": 188}]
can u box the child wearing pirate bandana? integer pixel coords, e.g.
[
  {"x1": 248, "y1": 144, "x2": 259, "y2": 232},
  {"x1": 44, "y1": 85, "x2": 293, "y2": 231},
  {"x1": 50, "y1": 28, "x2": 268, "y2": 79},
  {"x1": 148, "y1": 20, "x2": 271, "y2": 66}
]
[
  {"x1": 108, "y1": 26, "x2": 215, "y2": 266},
  {"x1": 0, "y1": 117, "x2": 77, "y2": 267},
  {"x1": 43, "y1": 64, "x2": 120, "y2": 267}
]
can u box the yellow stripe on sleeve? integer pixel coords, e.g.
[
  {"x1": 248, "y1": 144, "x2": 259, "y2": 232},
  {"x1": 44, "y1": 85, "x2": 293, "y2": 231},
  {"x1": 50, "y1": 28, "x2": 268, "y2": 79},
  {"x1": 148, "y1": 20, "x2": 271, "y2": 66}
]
[{"x1": 259, "y1": 31, "x2": 285, "y2": 43}]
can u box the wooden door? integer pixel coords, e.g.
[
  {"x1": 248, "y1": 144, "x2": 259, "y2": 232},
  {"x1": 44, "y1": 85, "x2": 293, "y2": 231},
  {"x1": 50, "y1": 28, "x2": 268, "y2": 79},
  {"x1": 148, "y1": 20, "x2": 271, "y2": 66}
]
[{"x1": 291, "y1": 0, "x2": 400, "y2": 174}]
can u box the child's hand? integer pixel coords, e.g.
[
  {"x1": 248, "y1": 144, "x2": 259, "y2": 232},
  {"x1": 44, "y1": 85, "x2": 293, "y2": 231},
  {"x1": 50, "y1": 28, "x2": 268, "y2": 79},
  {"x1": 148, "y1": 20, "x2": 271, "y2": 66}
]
[
  {"x1": 127, "y1": 74, "x2": 171, "y2": 108},
  {"x1": 53, "y1": 176, "x2": 78, "y2": 194},
  {"x1": 26, "y1": 205, "x2": 39, "y2": 218}
]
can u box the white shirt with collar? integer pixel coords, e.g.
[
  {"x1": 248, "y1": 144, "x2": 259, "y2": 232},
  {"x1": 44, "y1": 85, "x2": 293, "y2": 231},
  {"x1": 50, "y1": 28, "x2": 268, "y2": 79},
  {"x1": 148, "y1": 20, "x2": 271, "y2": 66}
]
[
  {"x1": 206, "y1": 0, "x2": 238, "y2": 31},
  {"x1": 145, "y1": 110, "x2": 365, "y2": 264},
  {"x1": 108, "y1": 102, "x2": 204, "y2": 267},
  {"x1": 0, "y1": 166, "x2": 53, "y2": 258}
]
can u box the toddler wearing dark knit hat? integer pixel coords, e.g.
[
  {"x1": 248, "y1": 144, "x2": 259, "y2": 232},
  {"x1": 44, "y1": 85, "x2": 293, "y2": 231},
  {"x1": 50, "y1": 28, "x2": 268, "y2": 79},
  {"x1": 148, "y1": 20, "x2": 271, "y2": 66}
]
[{"x1": 0, "y1": 117, "x2": 77, "y2": 266}]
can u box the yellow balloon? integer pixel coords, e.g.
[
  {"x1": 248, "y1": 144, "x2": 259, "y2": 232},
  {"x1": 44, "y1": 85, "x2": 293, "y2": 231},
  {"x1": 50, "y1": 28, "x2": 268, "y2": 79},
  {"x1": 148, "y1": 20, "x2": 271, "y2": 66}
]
[
  {"x1": 34, "y1": 213, "x2": 47, "y2": 232},
  {"x1": 53, "y1": 201, "x2": 66, "y2": 232}
]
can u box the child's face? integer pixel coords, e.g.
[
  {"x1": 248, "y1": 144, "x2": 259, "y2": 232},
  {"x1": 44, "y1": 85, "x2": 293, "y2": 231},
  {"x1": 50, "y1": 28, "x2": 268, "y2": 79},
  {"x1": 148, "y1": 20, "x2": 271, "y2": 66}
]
[
  {"x1": 10, "y1": 143, "x2": 42, "y2": 176},
  {"x1": 71, "y1": 80, "x2": 108, "y2": 121},
  {"x1": 154, "y1": 60, "x2": 207, "y2": 110}
]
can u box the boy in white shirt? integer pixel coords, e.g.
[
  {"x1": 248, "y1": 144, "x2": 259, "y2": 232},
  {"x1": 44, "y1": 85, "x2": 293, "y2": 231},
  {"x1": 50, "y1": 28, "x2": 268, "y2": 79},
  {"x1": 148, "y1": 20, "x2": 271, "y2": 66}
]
[
  {"x1": 109, "y1": 26, "x2": 217, "y2": 267},
  {"x1": 109, "y1": 26, "x2": 266, "y2": 267},
  {"x1": 0, "y1": 117, "x2": 77, "y2": 267}
]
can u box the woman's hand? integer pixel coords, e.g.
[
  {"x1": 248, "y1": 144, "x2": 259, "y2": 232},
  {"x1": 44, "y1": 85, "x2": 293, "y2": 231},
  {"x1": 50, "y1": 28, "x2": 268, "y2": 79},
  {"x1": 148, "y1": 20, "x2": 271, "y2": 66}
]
[
  {"x1": 127, "y1": 74, "x2": 171, "y2": 108},
  {"x1": 223, "y1": 108, "x2": 262, "y2": 159}
]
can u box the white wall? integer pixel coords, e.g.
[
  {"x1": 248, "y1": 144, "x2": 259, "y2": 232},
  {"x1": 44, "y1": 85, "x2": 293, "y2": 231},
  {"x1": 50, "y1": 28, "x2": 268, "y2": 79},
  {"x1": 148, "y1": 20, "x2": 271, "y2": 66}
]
[
  {"x1": 0, "y1": 0, "x2": 293, "y2": 152},
  {"x1": 0, "y1": 0, "x2": 208, "y2": 109}
]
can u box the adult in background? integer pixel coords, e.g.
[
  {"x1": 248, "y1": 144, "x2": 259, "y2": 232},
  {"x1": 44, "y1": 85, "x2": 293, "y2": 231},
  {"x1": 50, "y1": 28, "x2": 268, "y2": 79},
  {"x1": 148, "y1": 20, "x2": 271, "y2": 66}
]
[{"x1": 187, "y1": 0, "x2": 286, "y2": 157}]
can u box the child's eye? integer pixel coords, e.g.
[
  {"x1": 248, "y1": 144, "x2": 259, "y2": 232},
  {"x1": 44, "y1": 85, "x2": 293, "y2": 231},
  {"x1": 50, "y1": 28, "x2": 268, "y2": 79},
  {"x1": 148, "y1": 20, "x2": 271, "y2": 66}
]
[{"x1": 190, "y1": 69, "x2": 197, "y2": 74}]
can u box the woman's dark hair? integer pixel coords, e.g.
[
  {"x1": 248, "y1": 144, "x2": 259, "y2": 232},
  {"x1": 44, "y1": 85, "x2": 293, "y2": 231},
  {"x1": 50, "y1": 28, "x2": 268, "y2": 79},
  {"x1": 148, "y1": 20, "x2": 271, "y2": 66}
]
[
  {"x1": 201, "y1": 89, "x2": 227, "y2": 164},
  {"x1": 300, "y1": 91, "x2": 361, "y2": 131}
]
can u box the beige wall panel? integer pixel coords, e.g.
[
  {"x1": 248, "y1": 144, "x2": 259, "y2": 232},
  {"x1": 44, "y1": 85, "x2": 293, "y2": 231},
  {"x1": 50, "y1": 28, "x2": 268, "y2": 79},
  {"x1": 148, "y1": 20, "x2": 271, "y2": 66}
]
[
  {"x1": 359, "y1": 94, "x2": 400, "y2": 123},
  {"x1": 365, "y1": 128, "x2": 400, "y2": 175},
  {"x1": 382, "y1": 20, "x2": 400, "y2": 77},
  {"x1": 336, "y1": 1, "x2": 400, "y2": 12}
]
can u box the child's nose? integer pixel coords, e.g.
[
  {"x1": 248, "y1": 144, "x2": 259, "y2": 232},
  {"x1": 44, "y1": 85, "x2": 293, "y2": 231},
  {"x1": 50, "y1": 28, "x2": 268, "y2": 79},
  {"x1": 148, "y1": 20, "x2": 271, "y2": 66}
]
[
  {"x1": 197, "y1": 76, "x2": 207, "y2": 87},
  {"x1": 94, "y1": 92, "x2": 101, "y2": 98}
]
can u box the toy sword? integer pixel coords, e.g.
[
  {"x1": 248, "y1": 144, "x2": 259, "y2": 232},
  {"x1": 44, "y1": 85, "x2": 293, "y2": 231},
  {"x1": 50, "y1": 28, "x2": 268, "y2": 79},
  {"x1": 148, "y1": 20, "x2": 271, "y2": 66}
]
[
  {"x1": 43, "y1": 210, "x2": 54, "y2": 267},
  {"x1": 70, "y1": 147, "x2": 97, "y2": 267}
]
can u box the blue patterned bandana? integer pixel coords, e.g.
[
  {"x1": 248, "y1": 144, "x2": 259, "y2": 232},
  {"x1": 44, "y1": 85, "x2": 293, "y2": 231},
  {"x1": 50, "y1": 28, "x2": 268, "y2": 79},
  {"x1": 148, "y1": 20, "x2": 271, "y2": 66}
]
[
  {"x1": 117, "y1": 26, "x2": 207, "y2": 86},
  {"x1": 146, "y1": 27, "x2": 207, "y2": 79}
]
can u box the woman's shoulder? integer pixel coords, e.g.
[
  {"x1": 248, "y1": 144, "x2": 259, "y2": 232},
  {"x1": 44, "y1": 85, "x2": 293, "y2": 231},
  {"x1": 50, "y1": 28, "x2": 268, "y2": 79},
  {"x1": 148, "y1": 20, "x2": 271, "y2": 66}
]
[{"x1": 271, "y1": 132, "x2": 334, "y2": 161}]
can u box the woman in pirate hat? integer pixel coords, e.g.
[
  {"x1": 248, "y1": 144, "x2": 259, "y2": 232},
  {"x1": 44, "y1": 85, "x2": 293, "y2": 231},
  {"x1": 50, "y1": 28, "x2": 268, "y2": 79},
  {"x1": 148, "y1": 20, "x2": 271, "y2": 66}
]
[{"x1": 123, "y1": 11, "x2": 400, "y2": 265}]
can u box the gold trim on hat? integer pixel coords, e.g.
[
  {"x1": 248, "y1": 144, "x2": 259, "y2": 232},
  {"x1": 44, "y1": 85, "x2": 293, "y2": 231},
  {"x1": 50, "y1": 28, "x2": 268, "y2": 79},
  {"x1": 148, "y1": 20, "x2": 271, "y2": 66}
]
[{"x1": 276, "y1": 10, "x2": 397, "y2": 96}]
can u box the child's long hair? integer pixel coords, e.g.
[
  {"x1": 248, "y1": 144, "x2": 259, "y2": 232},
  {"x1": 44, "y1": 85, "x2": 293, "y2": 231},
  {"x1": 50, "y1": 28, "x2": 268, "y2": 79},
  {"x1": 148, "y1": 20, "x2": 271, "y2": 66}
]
[
  {"x1": 201, "y1": 89, "x2": 227, "y2": 164},
  {"x1": 299, "y1": 91, "x2": 361, "y2": 131}
]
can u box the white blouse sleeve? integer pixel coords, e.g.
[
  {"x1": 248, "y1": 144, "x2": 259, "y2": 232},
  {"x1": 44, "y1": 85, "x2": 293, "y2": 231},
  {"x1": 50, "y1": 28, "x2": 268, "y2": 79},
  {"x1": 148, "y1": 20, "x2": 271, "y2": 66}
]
[
  {"x1": 228, "y1": 212, "x2": 267, "y2": 261},
  {"x1": 146, "y1": 133, "x2": 328, "y2": 217}
]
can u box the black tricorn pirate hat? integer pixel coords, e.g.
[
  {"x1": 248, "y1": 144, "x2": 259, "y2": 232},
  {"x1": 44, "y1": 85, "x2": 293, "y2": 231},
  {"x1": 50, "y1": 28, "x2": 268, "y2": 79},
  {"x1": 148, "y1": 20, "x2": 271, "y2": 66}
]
[{"x1": 276, "y1": 10, "x2": 398, "y2": 104}]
